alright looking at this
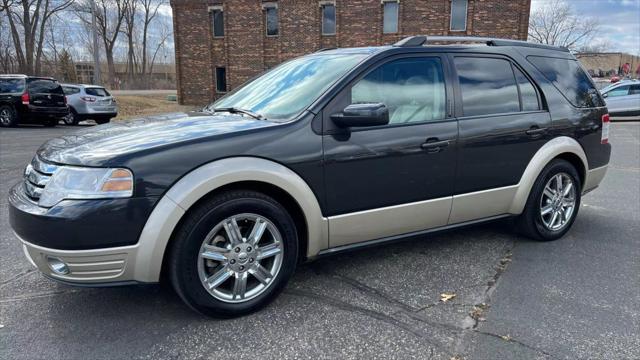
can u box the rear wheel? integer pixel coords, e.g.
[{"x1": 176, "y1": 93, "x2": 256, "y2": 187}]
[
  {"x1": 169, "y1": 190, "x2": 298, "y2": 317},
  {"x1": 0, "y1": 106, "x2": 17, "y2": 127},
  {"x1": 516, "y1": 159, "x2": 581, "y2": 241},
  {"x1": 63, "y1": 110, "x2": 79, "y2": 125}
]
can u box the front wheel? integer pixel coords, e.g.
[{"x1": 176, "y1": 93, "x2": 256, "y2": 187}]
[
  {"x1": 516, "y1": 159, "x2": 581, "y2": 241},
  {"x1": 168, "y1": 190, "x2": 298, "y2": 317}
]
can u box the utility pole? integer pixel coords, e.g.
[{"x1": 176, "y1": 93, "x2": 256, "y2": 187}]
[{"x1": 90, "y1": 0, "x2": 102, "y2": 85}]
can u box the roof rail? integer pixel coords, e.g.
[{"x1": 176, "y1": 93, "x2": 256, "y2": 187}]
[{"x1": 392, "y1": 35, "x2": 570, "y2": 52}]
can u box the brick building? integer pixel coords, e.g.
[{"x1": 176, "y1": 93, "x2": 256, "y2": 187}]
[{"x1": 170, "y1": 0, "x2": 532, "y2": 105}]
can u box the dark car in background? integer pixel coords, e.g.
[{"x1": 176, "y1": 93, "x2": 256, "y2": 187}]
[{"x1": 0, "y1": 75, "x2": 68, "y2": 127}]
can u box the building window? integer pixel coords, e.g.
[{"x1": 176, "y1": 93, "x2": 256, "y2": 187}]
[
  {"x1": 211, "y1": 7, "x2": 224, "y2": 37},
  {"x1": 383, "y1": 1, "x2": 398, "y2": 34},
  {"x1": 321, "y1": 2, "x2": 336, "y2": 35},
  {"x1": 264, "y1": 4, "x2": 278, "y2": 36},
  {"x1": 215, "y1": 67, "x2": 227, "y2": 92},
  {"x1": 450, "y1": 0, "x2": 467, "y2": 31}
]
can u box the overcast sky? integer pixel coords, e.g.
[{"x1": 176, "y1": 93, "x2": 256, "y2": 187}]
[{"x1": 531, "y1": 0, "x2": 640, "y2": 55}]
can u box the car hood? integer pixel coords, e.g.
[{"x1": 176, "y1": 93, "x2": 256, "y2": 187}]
[{"x1": 37, "y1": 112, "x2": 279, "y2": 166}]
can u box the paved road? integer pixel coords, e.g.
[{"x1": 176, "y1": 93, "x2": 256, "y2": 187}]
[{"x1": 1, "y1": 123, "x2": 638, "y2": 359}]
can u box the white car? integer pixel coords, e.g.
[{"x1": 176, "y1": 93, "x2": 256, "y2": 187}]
[{"x1": 600, "y1": 80, "x2": 640, "y2": 117}]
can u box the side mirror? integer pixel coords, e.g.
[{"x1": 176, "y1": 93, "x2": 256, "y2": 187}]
[
  {"x1": 331, "y1": 103, "x2": 389, "y2": 128},
  {"x1": 602, "y1": 93, "x2": 608, "y2": 98}
]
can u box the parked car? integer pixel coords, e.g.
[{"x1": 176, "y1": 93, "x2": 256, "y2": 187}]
[
  {"x1": 600, "y1": 79, "x2": 640, "y2": 117},
  {"x1": 0, "y1": 74, "x2": 68, "y2": 127},
  {"x1": 9, "y1": 36, "x2": 611, "y2": 317},
  {"x1": 61, "y1": 84, "x2": 118, "y2": 125}
]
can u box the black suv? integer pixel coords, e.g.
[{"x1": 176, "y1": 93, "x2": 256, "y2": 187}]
[
  {"x1": 0, "y1": 75, "x2": 68, "y2": 127},
  {"x1": 9, "y1": 36, "x2": 611, "y2": 317}
]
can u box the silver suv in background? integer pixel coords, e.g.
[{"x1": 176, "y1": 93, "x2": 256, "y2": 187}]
[
  {"x1": 600, "y1": 79, "x2": 640, "y2": 117},
  {"x1": 61, "y1": 84, "x2": 118, "y2": 125}
]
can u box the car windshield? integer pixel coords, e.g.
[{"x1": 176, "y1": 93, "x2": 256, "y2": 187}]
[
  {"x1": 0, "y1": 78, "x2": 26, "y2": 94},
  {"x1": 209, "y1": 53, "x2": 367, "y2": 121}
]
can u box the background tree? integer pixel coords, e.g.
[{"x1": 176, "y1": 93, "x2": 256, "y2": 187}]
[
  {"x1": 528, "y1": 0, "x2": 600, "y2": 51},
  {"x1": 58, "y1": 49, "x2": 78, "y2": 82},
  {"x1": 0, "y1": 0, "x2": 74, "y2": 74},
  {"x1": 75, "y1": 0, "x2": 127, "y2": 88}
]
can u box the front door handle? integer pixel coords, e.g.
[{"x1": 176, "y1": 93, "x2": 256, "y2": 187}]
[
  {"x1": 421, "y1": 138, "x2": 450, "y2": 153},
  {"x1": 525, "y1": 127, "x2": 548, "y2": 137}
]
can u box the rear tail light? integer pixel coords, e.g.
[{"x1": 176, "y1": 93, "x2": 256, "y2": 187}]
[
  {"x1": 21, "y1": 93, "x2": 29, "y2": 105},
  {"x1": 601, "y1": 114, "x2": 610, "y2": 144},
  {"x1": 81, "y1": 96, "x2": 96, "y2": 102}
]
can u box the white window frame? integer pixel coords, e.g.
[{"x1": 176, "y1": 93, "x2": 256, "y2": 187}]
[
  {"x1": 320, "y1": 1, "x2": 336, "y2": 36},
  {"x1": 382, "y1": 0, "x2": 399, "y2": 34},
  {"x1": 449, "y1": 0, "x2": 468, "y2": 32},
  {"x1": 208, "y1": 5, "x2": 224, "y2": 38},
  {"x1": 262, "y1": 2, "x2": 279, "y2": 37}
]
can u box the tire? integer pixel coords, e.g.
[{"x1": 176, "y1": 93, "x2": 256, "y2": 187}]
[
  {"x1": 0, "y1": 105, "x2": 17, "y2": 127},
  {"x1": 169, "y1": 190, "x2": 298, "y2": 318},
  {"x1": 515, "y1": 159, "x2": 582, "y2": 241},
  {"x1": 63, "y1": 109, "x2": 79, "y2": 125},
  {"x1": 95, "y1": 117, "x2": 111, "y2": 125}
]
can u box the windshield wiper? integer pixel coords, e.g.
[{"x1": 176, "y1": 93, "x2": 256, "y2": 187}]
[{"x1": 211, "y1": 107, "x2": 265, "y2": 120}]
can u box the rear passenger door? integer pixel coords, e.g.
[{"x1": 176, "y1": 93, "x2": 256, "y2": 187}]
[{"x1": 449, "y1": 54, "x2": 551, "y2": 223}]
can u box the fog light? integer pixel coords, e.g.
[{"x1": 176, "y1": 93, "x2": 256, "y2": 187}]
[{"x1": 47, "y1": 257, "x2": 69, "y2": 275}]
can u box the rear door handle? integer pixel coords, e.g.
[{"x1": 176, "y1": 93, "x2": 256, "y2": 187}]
[
  {"x1": 421, "y1": 139, "x2": 450, "y2": 153},
  {"x1": 525, "y1": 127, "x2": 547, "y2": 137}
]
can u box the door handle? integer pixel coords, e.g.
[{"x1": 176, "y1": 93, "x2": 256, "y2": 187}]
[
  {"x1": 525, "y1": 127, "x2": 547, "y2": 137},
  {"x1": 421, "y1": 139, "x2": 450, "y2": 153}
]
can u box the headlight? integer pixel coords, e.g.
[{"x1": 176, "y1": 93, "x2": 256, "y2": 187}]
[{"x1": 39, "y1": 167, "x2": 133, "y2": 207}]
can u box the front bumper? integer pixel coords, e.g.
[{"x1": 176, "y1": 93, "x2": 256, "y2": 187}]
[{"x1": 17, "y1": 232, "x2": 140, "y2": 285}]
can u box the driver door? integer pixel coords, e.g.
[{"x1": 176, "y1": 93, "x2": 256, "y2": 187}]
[{"x1": 322, "y1": 55, "x2": 458, "y2": 247}]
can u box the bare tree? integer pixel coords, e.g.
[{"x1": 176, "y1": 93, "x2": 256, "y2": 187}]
[
  {"x1": 75, "y1": 0, "x2": 127, "y2": 88},
  {"x1": 122, "y1": 0, "x2": 137, "y2": 87},
  {"x1": 1, "y1": 0, "x2": 74, "y2": 74},
  {"x1": 139, "y1": 0, "x2": 162, "y2": 84},
  {"x1": 528, "y1": 0, "x2": 599, "y2": 51}
]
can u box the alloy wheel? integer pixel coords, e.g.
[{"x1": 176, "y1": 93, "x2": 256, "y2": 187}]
[
  {"x1": 64, "y1": 112, "x2": 75, "y2": 125},
  {"x1": 197, "y1": 213, "x2": 284, "y2": 303},
  {"x1": 0, "y1": 109, "x2": 12, "y2": 125},
  {"x1": 540, "y1": 173, "x2": 576, "y2": 231}
]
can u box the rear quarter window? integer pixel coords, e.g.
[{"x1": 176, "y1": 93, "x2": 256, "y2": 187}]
[
  {"x1": 63, "y1": 87, "x2": 81, "y2": 95},
  {"x1": 0, "y1": 78, "x2": 26, "y2": 93},
  {"x1": 85, "y1": 88, "x2": 110, "y2": 97},
  {"x1": 27, "y1": 79, "x2": 63, "y2": 95},
  {"x1": 527, "y1": 56, "x2": 604, "y2": 108}
]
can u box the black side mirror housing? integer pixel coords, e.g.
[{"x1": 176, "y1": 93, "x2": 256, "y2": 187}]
[{"x1": 331, "y1": 103, "x2": 389, "y2": 128}]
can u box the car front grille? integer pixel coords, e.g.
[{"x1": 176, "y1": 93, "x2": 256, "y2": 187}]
[{"x1": 23, "y1": 156, "x2": 59, "y2": 202}]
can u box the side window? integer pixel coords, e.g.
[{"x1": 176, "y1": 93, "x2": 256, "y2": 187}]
[
  {"x1": 215, "y1": 67, "x2": 227, "y2": 92},
  {"x1": 321, "y1": 3, "x2": 336, "y2": 35},
  {"x1": 606, "y1": 85, "x2": 630, "y2": 97},
  {"x1": 62, "y1": 87, "x2": 79, "y2": 95},
  {"x1": 382, "y1": 1, "x2": 399, "y2": 34},
  {"x1": 454, "y1": 57, "x2": 520, "y2": 117},
  {"x1": 450, "y1": 0, "x2": 468, "y2": 31},
  {"x1": 630, "y1": 85, "x2": 640, "y2": 95},
  {"x1": 527, "y1": 56, "x2": 604, "y2": 108},
  {"x1": 351, "y1": 57, "x2": 446, "y2": 124},
  {"x1": 264, "y1": 5, "x2": 278, "y2": 36},
  {"x1": 513, "y1": 67, "x2": 540, "y2": 111},
  {"x1": 211, "y1": 8, "x2": 224, "y2": 37}
]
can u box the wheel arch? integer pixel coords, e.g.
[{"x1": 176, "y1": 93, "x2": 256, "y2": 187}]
[
  {"x1": 509, "y1": 136, "x2": 588, "y2": 214},
  {"x1": 131, "y1": 157, "x2": 328, "y2": 283}
]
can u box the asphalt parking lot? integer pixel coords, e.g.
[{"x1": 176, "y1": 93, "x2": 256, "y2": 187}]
[{"x1": 1, "y1": 122, "x2": 638, "y2": 360}]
